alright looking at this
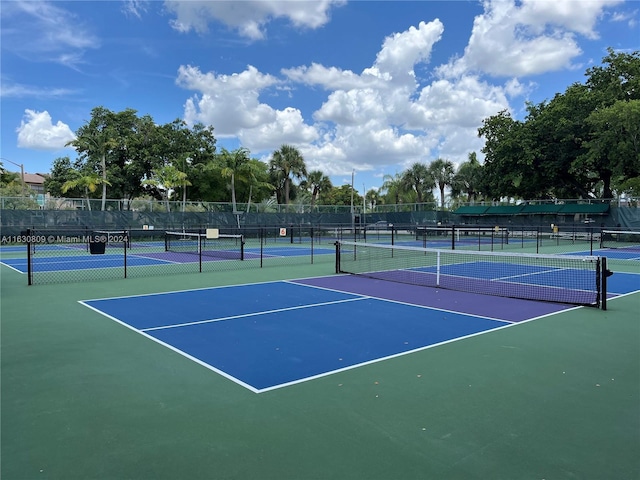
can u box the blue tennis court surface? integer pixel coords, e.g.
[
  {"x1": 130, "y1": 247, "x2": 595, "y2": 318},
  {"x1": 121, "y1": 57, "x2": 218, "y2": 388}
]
[
  {"x1": 80, "y1": 270, "x2": 640, "y2": 394},
  {"x1": 81, "y1": 280, "x2": 515, "y2": 392}
]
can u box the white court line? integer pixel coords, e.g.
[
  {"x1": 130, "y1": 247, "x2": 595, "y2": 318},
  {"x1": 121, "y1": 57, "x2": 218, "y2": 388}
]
[{"x1": 141, "y1": 296, "x2": 368, "y2": 332}]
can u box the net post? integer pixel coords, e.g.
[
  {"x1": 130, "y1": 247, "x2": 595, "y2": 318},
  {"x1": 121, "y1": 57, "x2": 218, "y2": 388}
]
[
  {"x1": 198, "y1": 233, "x2": 202, "y2": 273},
  {"x1": 310, "y1": 228, "x2": 314, "y2": 265},
  {"x1": 601, "y1": 256, "x2": 608, "y2": 311},
  {"x1": 240, "y1": 235, "x2": 245, "y2": 261},
  {"x1": 334, "y1": 241, "x2": 340, "y2": 273},
  {"x1": 123, "y1": 229, "x2": 128, "y2": 279},
  {"x1": 451, "y1": 225, "x2": 455, "y2": 250},
  {"x1": 26, "y1": 228, "x2": 33, "y2": 286},
  {"x1": 260, "y1": 228, "x2": 264, "y2": 268}
]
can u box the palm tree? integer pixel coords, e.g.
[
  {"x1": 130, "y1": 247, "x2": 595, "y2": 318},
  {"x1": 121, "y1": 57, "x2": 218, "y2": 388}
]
[
  {"x1": 142, "y1": 165, "x2": 191, "y2": 212},
  {"x1": 269, "y1": 144, "x2": 307, "y2": 208},
  {"x1": 241, "y1": 159, "x2": 274, "y2": 213},
  {"x1": 429, "y1": 158, "x2": 455, "y2": 209},
  {"x1": 364, "y1": 188, "x2": 380, "y2": 211},
  {"x1": 451, "y1": 152, "x2": 483, "y2": 204},
  {"x1": 380, "y1": 172, "x2": 404, "y2": 205},
  {"x1": 61, "y1": 172, "x2": 110, "y2": 211},
  {"x1": 300, "y1": 170, "x2": 333, "y2": 210},
  {"x1": 217, "y1": 147, "x2": 251, "y2": 213},
  {"x1": 400, "y1": 162, "x2": 434, "y2": 204}
]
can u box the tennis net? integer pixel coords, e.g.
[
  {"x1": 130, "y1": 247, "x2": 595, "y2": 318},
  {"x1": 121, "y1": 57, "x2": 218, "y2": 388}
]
[
  {"x1": 336, "y1": 241, "x2": 605, "y2": 308},
  {"x1": 416, "y1": 226, "x2": 509, "y2": 250},
  {"x1": 600, "y1": 230, "x2": 640, "y2": 252},
  {"x1": 165, "y1": 231, "x2": 244, "y2": 260}
]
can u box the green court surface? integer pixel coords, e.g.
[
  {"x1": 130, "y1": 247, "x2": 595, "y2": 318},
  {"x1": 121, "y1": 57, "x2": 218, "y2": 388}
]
[{"x1": 1, "y1": 257, "x2": 639, "y2": 479}]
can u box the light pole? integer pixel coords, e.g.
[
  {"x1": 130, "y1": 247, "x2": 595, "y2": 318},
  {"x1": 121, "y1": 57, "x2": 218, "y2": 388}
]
[
  {"x1": 362, "y1": 182, "x2": 366, "y2": 224},
  {"x1": 350, "y1": 169, "x2": 355, "y2": 233},
  {"x1": 0, "y1": 157, "x2": 26, "y2": 196}
]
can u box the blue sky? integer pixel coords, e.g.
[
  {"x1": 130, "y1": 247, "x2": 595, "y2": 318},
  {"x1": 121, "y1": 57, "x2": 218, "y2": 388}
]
[{"x1": 1, "y1": 0, "x2": 638, "y2": 196}]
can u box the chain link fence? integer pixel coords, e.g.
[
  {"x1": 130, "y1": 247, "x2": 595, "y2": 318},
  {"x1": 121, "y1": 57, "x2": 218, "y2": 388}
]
[
  {"x1": 13, "y1": 225, "x2": 360, "y2": 285},
  {"x1": 2, "y1": 221, "x2": 637, "y2": 286}
]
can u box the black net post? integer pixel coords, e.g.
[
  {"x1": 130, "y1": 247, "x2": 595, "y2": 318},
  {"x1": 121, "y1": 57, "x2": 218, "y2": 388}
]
[
  {"x1": 601, "y1": 256, "x2": 611, "y2": 311},
  {"x1": 310, "y1": 228, "x2": 314, "y2": 265},
  {"x1": 260, "y1": 228, "x2": 264, "y2": 268},
  {"x1": 198, "y1": 233, "x2": 203, "y2": 273},
  {"x1": 26, "y1": 228, "x2": 33, "y2": 286},
  {"x1": 124, "y1": 230, "x2": 128, "y2": 279}
]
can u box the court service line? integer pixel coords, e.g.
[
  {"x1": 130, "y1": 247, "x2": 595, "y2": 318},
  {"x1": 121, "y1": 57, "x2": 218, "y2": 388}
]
[
  {"x1": 140, "y1": 296, "x2": 369, "y2": 332},
  {"x1": 492, "y1": 267, "x2": 566, "y2": 282}
]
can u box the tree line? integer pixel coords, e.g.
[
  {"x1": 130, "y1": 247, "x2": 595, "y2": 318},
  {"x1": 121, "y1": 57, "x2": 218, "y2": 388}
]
[{"x1": 1, "y1": 49, "x2": 637, "y2": 211}]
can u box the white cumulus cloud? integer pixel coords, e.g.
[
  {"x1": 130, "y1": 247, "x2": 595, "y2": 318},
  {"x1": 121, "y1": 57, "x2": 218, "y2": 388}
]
[
  {"x1": 178, "y1": 65, "x2": 280, "y2": 135},
  {"x1": 16, "y1": 110, "x2": 75, "y2": 150},
  {"x1": 441, "y1": 0, "x2": 624, "y2": 78},
  {"x1": 164, "y1": 0, "x2": 345, "y2": 40}
]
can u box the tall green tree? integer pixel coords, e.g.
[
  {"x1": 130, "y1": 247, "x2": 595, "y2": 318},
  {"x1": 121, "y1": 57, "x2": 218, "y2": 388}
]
[
  {"x1": 451, "y1": 152, "x2": 483, "y2": 203},
  {"x1": 179, "y1": 123, "x2": 219, "y2": 203},
  {"x1": 400, "y1": 162, "x2": 433, "y2": 204},
  {"x1": 116, "y1": 113, "x2": 161, "y2": 206},
  {"x1": 269, "y1": 145, "x2": 307, "y2": 207},
  {"x1": 44, "y1": 157, "x2": 78, "y2": 197},
  {"x1": 322, "y1": 184, "x2": 361, "y2": 206},
  {"x1": 428, "y1": 158, "x2": 455, "y2": 208},
  {"x1": 0, "y1": 169, "x2": 20, "y2": 188},
  {"x1": 578, "y1": 99, "x2": 640, "y2": 198},
  {"x1": 216, "y1": 147, "x2": 251, "y2": 213},
  {"x1": 380, "y1": 173, "x2": 405, "y2": 205},
  {"x1": 66, "y1": 106, "x2": 118, "y2": 211},
  {"x1": 241, "y1": 159, "x2": 273, "y2": 213},
  {"x1": 300, "y1": 170, "x2": 333, "y2": 210},
  {"x1": 478, "y1": 49, "x2": 639, "y2": 200},
  {"x1": 152, "y1": 119, "x2": 195, "y2": 210},
  {"x1": 478, "y1": 110, "x2": 536, "y2": 200},
  {"x1": 364, "y1": 188, "x2": 381, "y2": 211}
]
